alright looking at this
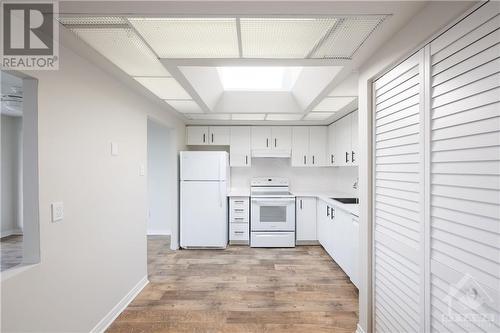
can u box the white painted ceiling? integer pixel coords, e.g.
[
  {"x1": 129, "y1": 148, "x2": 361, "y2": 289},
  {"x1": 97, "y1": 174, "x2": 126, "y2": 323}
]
[{"x1": 58, "y1": 1, "x2": 428, "y2": 125}]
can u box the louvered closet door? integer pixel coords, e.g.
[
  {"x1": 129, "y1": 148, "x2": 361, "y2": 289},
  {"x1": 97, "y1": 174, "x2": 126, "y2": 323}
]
[
  {"x1": 373, "y1": 49, "x2": 426, "y2": 333},
  {"x1": 428, "y1": 2, "x2": 500, "y2": 332}
]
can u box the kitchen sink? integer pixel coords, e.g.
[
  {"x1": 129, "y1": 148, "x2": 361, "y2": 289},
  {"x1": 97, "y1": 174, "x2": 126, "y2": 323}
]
[{"x1": 331, "y1": 197, "x2": 359, "y2": 204}]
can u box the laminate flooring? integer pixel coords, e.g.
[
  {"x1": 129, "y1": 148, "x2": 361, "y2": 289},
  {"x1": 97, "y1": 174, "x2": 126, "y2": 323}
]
[{"x1": 108, "y1": 236, "x2": 359, "y2": 333}]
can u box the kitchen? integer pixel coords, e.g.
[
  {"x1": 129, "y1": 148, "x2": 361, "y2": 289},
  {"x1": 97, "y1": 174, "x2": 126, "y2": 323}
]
[
  {"x1": 1, "y1": 1, "x2": 498, "y2": 332},
  {"x1": 180, "y1": 119, "x2": 361, "y2": 288}
]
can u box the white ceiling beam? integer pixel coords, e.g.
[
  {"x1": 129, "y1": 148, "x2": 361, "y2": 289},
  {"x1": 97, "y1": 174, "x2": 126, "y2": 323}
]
[{"x1": 160, "y1": 58, "x2": 350, "y2": 67}]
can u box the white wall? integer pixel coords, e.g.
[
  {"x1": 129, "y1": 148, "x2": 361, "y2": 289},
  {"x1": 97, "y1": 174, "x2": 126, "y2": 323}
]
[
  {"x1": 147, "y1": 120, "x2": 173, "y2": 235},
  {"x1": 0, "y1": 27, "x2": 185, "y2": 332},
  {"x1": 356, "y1": 2, "x2": 476, "y2": 333},
  {"x1": 231, "y1": 158, "x2": 358, "y2": 196},
  {"x1": 1, "y1": 115, "x2": 23, "y2": 237}
]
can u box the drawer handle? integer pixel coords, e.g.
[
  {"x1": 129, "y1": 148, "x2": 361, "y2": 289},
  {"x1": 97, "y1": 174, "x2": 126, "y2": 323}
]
[
  {"x1": 234, "y1": 217, "x2": 245, "y2": 220},
  {"x1": 234, "y1": 231, "x2": 245, "y2": 234},
  {"x1": 235, "y1": 209, "x2": 245, "y2": 212},
  {"x1": 234, "y1": 200, "x2": 245, "y2": 203}
]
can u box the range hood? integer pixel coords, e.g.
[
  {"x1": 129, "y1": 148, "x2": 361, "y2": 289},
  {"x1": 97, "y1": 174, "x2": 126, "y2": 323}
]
[{"x1": 252, "y1": 149, "x2": 291, "y2": 158}]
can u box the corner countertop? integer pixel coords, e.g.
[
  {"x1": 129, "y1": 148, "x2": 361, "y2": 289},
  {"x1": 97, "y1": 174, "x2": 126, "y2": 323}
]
[
  {"x1": 292, "y1": 191, "x2": 359, "y2": 217},
  {"x1": 227, "y1": 188, "x2": 250, "y2": 197}
]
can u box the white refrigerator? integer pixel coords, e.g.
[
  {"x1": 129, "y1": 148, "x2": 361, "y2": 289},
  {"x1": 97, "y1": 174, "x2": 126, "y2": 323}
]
[{"x1": 180, "y1": 151, "x2": 229, "y2": 249}]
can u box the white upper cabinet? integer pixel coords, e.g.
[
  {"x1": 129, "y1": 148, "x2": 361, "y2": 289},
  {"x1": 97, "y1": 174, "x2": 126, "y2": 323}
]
[
  {"x1": 309, "y1": 126, "x2": 327, "y2": 167},
  {"x1": 291, "y1": 126, "x2": 327, "y2": 167},
  {"x1": 350, "y1": 111, "x2": 358, "y2": 166},
  {"x1": 186, "y1": 126, "x2": 209, "y2": 145},
  {"x1": 291, "y1": 127, "x2": 309, "y2": 166},
  {"x1": 209, "y1": 126, "x2": 230, "y2": 145},
  {"x1": 271, "y1": 127, "x2": 292, "y2": 150},
  {"x1": 251, "y1": 126, "x2": 291, "y2": 151},
  {"x1": 251, "y1": 126, "x2": 272, "y2": 150},
  {"x1": 327, "y1": 122, "x2": 337, "y2": 166},
  {"x1": 230, "y1": 126, "x2": 251, "y2": 167},
  {"x1": 186, "y1": 126, "x2": 229, "y2": 145}
]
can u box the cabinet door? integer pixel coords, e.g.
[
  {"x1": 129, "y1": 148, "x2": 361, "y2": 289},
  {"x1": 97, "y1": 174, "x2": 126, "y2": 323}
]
[
  {"x1": 296, "y1": 197, "x2": 317, "y2": 241},
  {"x1": 336, "y1": 208, "x2": 353, "y2": 277},
  {"x1": 350, "y1": 111, "x2": 358, "y2": 166},
  {"x1": 335, "y1": 114, "x2": 352, "y2": 166},
  {"x1": 316, "y1": 200, "x2": 328, "y2": 246},
  {"x1": 209, "y1": 126, "x2": 230, "y2": 145},
  {"x1": 271, "y1": 126, "x2": 292, "y2": 150},
  {"x1": 186, "y1": 126, "x2": 209, "y2": 145},
  {"x1": 251, "y1": 126, "x2": 271, "y2": 150},
  {"x1": 351, "y1": 215, "x2": 359, "y2": 288},
  {"x1": 291, "y1": 127, "x2": 309, "y2": 166},
  {"x1": 230, "y1": 126, "x2": 251, "y2": 167},
  {"x1": 327, "y1": 122, "x2": 336, "y2": 166},
  {"x1": 309, "y1": 126, "x2": 327, "y2": 167}
]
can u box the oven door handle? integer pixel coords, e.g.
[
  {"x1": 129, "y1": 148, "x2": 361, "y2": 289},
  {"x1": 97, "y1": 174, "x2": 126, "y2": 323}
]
[{"x1": 251, "y1": 198, "x2": 295, "y2": 204}]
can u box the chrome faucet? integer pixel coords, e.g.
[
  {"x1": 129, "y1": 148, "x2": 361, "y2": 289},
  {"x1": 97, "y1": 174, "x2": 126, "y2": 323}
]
[{"x1": 353, "y1": 178, "x2": 359, "y2": 190}]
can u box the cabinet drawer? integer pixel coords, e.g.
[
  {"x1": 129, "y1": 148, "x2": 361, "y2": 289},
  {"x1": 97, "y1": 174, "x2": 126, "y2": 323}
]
[
  {"x1": 229, "y1": 197, "x2": 249, "y2": 223},
  {"x1": 230, "y1": 223, "x2": 249, "y2": 241},
  {"x1": 230, "y1": 198, "x2": 249, "y2": 209}
]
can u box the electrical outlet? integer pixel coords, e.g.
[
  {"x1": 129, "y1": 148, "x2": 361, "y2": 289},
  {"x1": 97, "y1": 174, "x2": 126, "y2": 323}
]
[
  {"x1": 51, "y1": 202, "x2": 64, "y2": 222},
  {"x1": 139, "y1": 164, "x2": 146, "y2": 176},
  {"x1": 111, "y1": 142, "x2": 119, "y2": 156}
]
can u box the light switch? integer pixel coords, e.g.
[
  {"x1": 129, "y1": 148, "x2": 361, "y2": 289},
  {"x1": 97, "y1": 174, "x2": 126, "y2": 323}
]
[
  {"x1": 111, "y1": 142, "x2": 119, "y2": 156},
  {"x1": 51, "y1": 202, "x2": 64, "y2": 222},
  {"x1": 139, "y1": 164, "x2": 146, "y2": 176}
]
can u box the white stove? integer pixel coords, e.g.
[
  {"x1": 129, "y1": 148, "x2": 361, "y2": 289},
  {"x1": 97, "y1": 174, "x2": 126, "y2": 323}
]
[{"x1": 250, "y1": 177, "x2": 296, "y2": 247}]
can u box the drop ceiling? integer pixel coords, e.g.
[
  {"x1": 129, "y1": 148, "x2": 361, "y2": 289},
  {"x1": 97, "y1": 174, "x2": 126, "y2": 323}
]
[{"x1": 57, "y1": 1, "x2": 428, "y2": 125}]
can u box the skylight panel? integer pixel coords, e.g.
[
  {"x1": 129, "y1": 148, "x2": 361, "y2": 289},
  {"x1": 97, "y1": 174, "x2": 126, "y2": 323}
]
[{"x1": 217, "y1": 67, "x2": 302, "y2": 91}]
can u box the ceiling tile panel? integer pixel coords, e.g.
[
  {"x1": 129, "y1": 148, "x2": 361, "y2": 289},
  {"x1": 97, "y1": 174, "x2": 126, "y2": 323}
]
[
  {"x1": 311, "y1": 16, "x2": 386, "y2": 59},
  {"x1": 240, "y1": 18, "x2": 337, "y2": 58},
  {"x1": 70, "y1": 28, "x2": 170, "y2": 76},
  {"x1": 129, "y1": 18, "x2": 239, "y2": 58}
]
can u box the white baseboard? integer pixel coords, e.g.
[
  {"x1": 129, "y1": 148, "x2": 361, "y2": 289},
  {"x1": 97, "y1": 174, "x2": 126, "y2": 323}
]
[
  {"x1": 356, "y1": 323, "x2": 366, "y2": 333},
  {"x1": 0, "y1": 228, "x2": 23, "y2": 238},
  {"x1": 90, "y1": 276, "x2": 149, "y2": 333},
  {"x1": 147, "y1": 229, "x2": 171, "y2": 236}
]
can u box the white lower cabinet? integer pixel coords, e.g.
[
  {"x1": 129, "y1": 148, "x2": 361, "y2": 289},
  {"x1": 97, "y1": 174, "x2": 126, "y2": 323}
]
[
  {"x1": 229, "y1": 197, "x2": 249, "y2": 244},
  {"x1": 316, "y1": 198, "x2": 359, "y2": 288},
  {"x1": 296, "y1": 197, "x2": 317, "y2": 243}
]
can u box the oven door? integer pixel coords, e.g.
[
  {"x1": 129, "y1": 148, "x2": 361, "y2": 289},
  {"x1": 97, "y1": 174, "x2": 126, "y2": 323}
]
[{"x1": 251, "y1": 197, "x2": 295, "y2": 231}]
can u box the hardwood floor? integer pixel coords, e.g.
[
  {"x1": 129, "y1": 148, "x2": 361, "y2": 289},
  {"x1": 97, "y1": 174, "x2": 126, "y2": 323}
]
[
  {"x1": 107, "y1": 236, "x2": 359, "y2": 333},
  {"x1": 0, "y1": 234, "x2": 23, "y2": 271}
]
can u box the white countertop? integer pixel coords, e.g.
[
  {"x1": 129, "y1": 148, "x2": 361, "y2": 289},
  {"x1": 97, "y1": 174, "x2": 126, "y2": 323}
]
[
  {"x1": 292, "y1": 191, "x2": 359, "y2": 216},
  {"x1": 227, "y1": 188, "x2": 359, "y2": 216}
]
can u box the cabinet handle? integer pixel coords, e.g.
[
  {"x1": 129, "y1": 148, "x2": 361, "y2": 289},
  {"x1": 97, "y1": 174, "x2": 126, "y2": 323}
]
[
  {"x1": 331, "y1": 207, "x2": 335, "y2": 220},
  {"x1": 300, "y1": 199, "x2": 303, "y2": 209},
  {"x1": 266, "y1": 138, "x2": 269, "y2": 147},
  {"x1": 234, "y1": 217, "x2": 245, "y2": 220},
  {"x1": 245, "y1": 155, "x2": 248, "y2": 165},
  {"x1": 345, "y1": 151, "x2": 349, "y2": 163},
  {"x1": 303, "y1": 155, "x2": 307, "y2": 165},
  {"x1": 326, "y1": 206, "x2": 330, "y2": 217},
  {"x1": 274, "y1": 138, "x2": 277, "y2": 147},
  {"x1": 211, "y1": 133, "x2": 214, "y2": 143},
  {"x1": 234, "y1": 200, "x2": 244, "y2": 203},
  {"x1": 203, "y1": 133, "x2": 206, "y2": 143},
  {"x1": 352, "y1": 151, "x2": 355, "y2": 163},
  {"x1": 312, "y1": 155, "x2": 315, "y2": 165},
  {"x1": 234, "y1": 231, "x2": 245, "y2": 234},
  {"x1": 235, "y1": 209, "x2": 245, "y2": 212}
]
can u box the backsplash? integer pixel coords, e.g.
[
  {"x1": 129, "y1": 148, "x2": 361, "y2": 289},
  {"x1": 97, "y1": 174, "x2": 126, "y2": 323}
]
[{"x1": 231, "y1": 158, "x2": 359, "y2": 196}]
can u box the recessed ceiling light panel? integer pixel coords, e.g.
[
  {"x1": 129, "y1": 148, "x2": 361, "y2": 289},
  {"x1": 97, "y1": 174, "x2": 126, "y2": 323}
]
[
  {"x1": 166, "y1": 100, "x2": 203, "y2": 113},
  {"x1": 231, "y1": 114, "x2": 266, "y2": 120},
  {"x1": 313, "y1": 96, "x2": 357, "y2": 112},
  {"x1": 70, "y1": 28, "x2": 170, "y2": 76},
  {"x1": 311, "y1": 16, "x2": 386, "y2": 59},
  {"x1": 186, "y1": 114, "x2": 231, "y2": 120},
  {"x1": 129, "y1": 18, "x2": 239, "y2": 58},
  {"x1": 266, "y1": 114, "x2": 304, "y2": 121},
  {"x1": 304, "y1": 112, "x2": 334, "y2": 120},
  {"x1": 240, "y1": 18, "x2": 337, "y2": 58},
  {"x1": 135, "y1": 77, "x2": 191, "y2": 99}
]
